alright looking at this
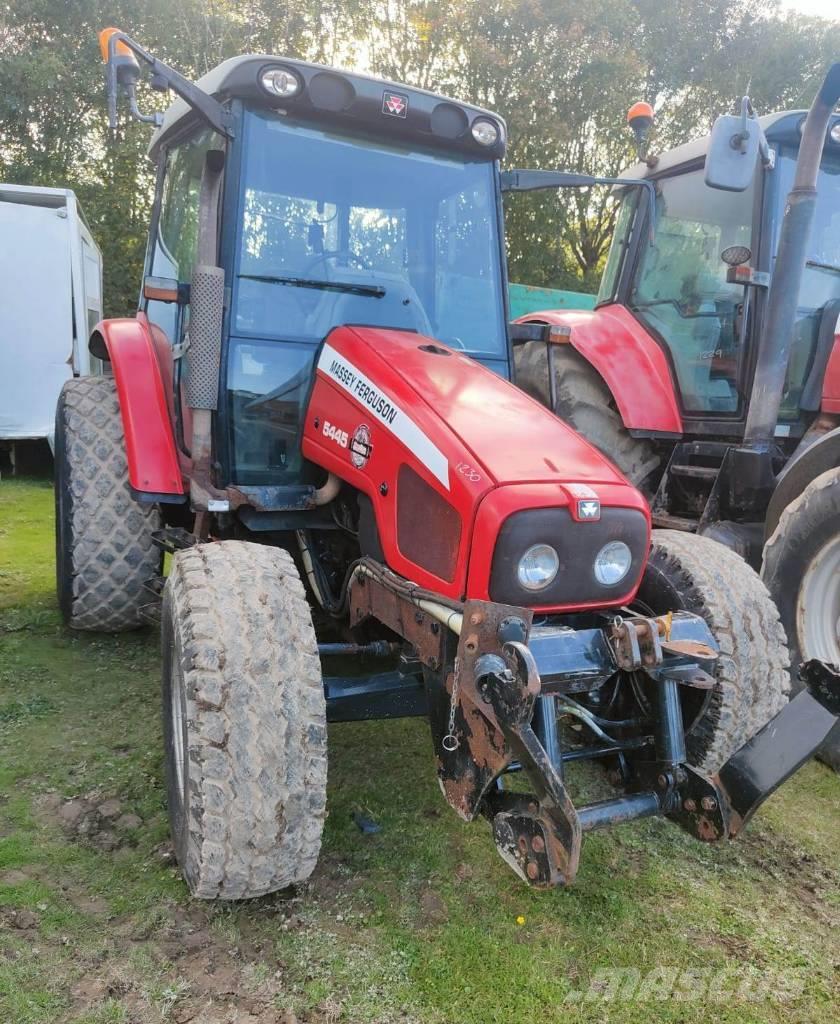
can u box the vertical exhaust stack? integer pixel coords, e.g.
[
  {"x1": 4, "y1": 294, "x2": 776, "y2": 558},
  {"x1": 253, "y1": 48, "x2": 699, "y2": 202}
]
[
  {"x1": 743, "y1": 63, "x2": 840, "y2": 448},
  {"x1": 186, "y1": 148, "x2": 226, "y2": 510}
]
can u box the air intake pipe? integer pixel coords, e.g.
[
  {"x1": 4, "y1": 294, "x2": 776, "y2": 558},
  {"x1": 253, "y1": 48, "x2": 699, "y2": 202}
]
[{"x1": 743, "y1": 63, "x2": 840, "y2": 447}]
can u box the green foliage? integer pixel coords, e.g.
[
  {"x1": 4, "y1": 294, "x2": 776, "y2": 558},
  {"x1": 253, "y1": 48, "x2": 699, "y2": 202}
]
[{"x1": 1, "y1": 1, "x2": 839, "y2": 311}]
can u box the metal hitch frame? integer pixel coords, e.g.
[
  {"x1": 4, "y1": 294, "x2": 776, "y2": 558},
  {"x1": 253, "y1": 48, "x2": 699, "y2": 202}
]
[{"x1": 432, "y1": 602, "x2": 840, "y2": 888}]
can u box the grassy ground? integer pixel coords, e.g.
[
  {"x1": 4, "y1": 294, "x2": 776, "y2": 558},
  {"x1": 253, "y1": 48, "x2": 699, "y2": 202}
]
[{"x1": 0, "y1": 476, "x2": 837, "y2": 1024}]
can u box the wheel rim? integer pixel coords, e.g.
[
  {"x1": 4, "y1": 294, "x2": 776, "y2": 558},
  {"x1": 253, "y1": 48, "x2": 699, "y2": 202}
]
[{"x1": 797, "y1": 534, "x2": 840, "y2": 664}]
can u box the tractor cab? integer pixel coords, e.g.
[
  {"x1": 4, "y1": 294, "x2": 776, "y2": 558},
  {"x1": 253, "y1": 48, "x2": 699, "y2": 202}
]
[
  {"x1": 139, "y1": 55, "x2": 510, "y2": 491},
  {"x1": 601, "y1": 111, "x2": 840, "y2": 431}
]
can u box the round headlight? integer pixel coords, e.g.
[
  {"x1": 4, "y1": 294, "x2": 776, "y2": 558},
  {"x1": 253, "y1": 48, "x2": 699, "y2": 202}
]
[
  {"x1": 831, "y1": 122, "x2": 840, "y2": 145},
  {"x1": 593, "y1": 541, "x2": 632, "y2": 587},
  {"x1": 261, "y1": 67, "x2": 302, "y2": 99},
  {"x1": 517, "y1": 543, "x2": 560, "y2": 591},
  {"x1": 471, "y1": 118, "x2": 499, "y2": 147}
]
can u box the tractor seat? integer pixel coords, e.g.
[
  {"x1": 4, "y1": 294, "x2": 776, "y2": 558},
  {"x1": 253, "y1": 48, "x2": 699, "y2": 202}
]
[{"x1": 306, "y1": 268, "x2": 433, "y2": 339}]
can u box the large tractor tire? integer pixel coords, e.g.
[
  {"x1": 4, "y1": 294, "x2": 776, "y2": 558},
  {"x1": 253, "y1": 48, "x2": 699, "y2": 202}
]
[
  {"x1": 515, "y1": 341, "x2": 660, "y2": 489},
  {"x1": 636, "y1": 530, "x2": 790, "y2": 772},
  {"x1": 762, "y1": 468, "x2": 840, "y2": 771},
  {"x1": 162, "y1": 541, "x2": 327, "y2": 900},
  {"x1": 54, "y1": 376, "x2": 161, "y2": 631}
]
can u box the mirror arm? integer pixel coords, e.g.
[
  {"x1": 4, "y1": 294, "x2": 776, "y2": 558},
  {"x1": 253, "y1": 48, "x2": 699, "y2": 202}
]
[
  {"x1": 500, "y1": 170, "x2": 657, "y2": 237},
  {"x1": 732, "y1": 97, "x2": 773, "y2": 169},
  {"x1": 106, "y1": 31, "x2": 233, "y2": 138}
]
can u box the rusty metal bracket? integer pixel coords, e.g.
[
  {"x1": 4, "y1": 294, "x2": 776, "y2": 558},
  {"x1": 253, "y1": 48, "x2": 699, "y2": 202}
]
[{"x1": 348, "y1": 572, "x2": 447, "y2": 670}]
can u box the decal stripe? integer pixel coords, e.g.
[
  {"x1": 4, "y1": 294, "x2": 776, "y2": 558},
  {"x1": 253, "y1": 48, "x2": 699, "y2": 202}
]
[{"x1": 318, "y1": 343, "x2": 450, "y2": 489}]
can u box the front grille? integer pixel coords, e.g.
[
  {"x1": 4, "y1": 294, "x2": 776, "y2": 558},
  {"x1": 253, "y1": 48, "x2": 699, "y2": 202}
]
[{"x1": 489, "y1": 506, "x2": 648, "y2": 607}]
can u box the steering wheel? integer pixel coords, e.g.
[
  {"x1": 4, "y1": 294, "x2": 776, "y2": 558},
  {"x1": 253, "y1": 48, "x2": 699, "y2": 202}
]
[{"x1": 303, "y1": 249, "x2": 372, "y2": 277}]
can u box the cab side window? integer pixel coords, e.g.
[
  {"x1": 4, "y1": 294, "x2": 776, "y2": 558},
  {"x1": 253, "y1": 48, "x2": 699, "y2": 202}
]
[{"x1": 145, "y1": 130, "x2": 217, "y2": 340}]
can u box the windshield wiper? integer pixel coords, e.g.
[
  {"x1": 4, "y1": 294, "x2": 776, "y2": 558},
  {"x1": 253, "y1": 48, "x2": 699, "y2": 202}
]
[
  {"x1": 239, "y1": 273, "x2": 385, "y2": 297},
  {"x1": 806, "y1": 259, "x2": 840, "y2": 275}
]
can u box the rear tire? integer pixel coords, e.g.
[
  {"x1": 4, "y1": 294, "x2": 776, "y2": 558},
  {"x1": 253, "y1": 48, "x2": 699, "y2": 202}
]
[
  {"x1": 54, "y1": 376, "x2": 161, "y2": 631},
  {"x1": 162, "y1": 541, "x2": 327, "y2": 900},
  {"x1": 762, "y1": 468, "x2": 840, "y2": 771},
  {"x1": 515, "y1": 341, "x2": 660, "y2": 489},
  {"x1": 636, "y1": 530, "x2": 790, "y2": 772}
]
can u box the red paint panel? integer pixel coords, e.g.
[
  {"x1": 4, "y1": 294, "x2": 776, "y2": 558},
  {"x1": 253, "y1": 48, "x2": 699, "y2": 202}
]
[
  {"x1": 515, "y1": 304, "x2": 683, "y2": 434},
  {"x1": 94, "y1": 317, "x2": 185, "y2": 496},
  {"x1": 303, "y1": 325, "x2": 650, "y2": 609},
  {"x1": 821, "y1": 329, "x2": 840, "y2": 413},
  {"x1": 466, "y1": 482, "x2": 650, "y2": 612}
]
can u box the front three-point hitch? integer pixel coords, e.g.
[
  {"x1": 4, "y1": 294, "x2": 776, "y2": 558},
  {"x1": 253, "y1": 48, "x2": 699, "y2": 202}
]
[{"x1": 419, "y1": 598, "x2": 840, "y2": 888}]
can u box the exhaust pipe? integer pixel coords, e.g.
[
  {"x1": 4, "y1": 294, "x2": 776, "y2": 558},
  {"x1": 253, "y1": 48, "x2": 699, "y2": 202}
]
[{"x1": 743, "y1": 64, "x2": 840, "y2": 447}]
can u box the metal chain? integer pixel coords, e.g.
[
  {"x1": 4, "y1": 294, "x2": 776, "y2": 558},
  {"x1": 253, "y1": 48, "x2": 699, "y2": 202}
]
[{"x1": 442, "y1": 656, "x2": 461, "y2": 752}]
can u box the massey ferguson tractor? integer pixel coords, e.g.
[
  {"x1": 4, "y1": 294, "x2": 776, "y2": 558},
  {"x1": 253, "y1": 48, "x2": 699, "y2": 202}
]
[
  {"x1": 53, "y1": 29, "x2": 840, "y2": 900},
  {"x1": 514, "y1": 67, "x2": 840, "y2": 769}
]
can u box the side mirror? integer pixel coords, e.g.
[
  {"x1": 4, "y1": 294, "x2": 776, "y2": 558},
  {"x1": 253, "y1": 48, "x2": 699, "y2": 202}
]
[
  {"x1": 705, "y1": 97, "x2": 772, "y2": 192},
  {"x1": 143, "y1": 276, "x2": 185, "y2": 303},
  {"x1": 704, "y1": 114, "x2": 760, "y2": 192}
]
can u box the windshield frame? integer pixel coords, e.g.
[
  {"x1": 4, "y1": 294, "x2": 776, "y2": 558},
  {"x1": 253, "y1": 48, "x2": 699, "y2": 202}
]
[{"x1": 228, "y1": 106, "x2": 511, "y2": 361}]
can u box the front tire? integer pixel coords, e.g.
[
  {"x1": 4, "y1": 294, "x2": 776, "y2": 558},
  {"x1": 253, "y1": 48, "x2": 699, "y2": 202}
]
[
  {"x1": 54, "y1": 376, "x2": 161, "y2": 631},
  {"x1": 762, "y1": 468, "x2": 840, "y2": 771},
  {"x1": 637, "y1": 530, "x2": 790, "y2": 771},
  {"x1": 515, "y1": 341, "x2": 660, "y2": 489},
  {"x1": 162, "y1": 541, "x2": 327, "y2": 900}
]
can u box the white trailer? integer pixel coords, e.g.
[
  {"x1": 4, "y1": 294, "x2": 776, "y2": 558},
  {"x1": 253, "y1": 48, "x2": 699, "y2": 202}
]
[{"x1": 0, "y1": 184, "x2": 103, "y2": 458}]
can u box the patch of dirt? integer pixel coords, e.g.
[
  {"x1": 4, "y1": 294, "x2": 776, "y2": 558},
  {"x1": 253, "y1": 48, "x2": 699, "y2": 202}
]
[
  {"x1": 35, "y1": 790, "x2": 145, "y2": 854},
  {"x1": 418, "y1": 885, "x2": 448, "y2": 925}
]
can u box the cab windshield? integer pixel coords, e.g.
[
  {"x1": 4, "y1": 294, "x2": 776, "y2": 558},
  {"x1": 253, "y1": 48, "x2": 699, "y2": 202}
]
[
  {"x1": 232, "y1": 111, "x2": 507, "y2": 356},
  {"x1": 605, "y1": 169, "x2": 755, "y2": 415}
]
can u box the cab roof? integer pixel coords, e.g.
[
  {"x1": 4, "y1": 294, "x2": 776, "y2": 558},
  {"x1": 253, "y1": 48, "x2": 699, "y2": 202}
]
[
  {"x1": 618, "y1": 110, "x2": 828, "y2": 181},
  {"x1": 149, "y1": 54, "x2": 507, "y2": 162}
]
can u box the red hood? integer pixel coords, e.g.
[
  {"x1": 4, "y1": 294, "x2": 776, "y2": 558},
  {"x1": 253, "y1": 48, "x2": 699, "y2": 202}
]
[{"x1": 340, "y1": 326, "x2": 629, "y2": 489}]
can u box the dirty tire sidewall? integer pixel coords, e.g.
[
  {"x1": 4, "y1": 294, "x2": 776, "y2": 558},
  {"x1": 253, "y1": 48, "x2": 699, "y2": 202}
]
[
  {"x1": 762, "y1": 468, "x2": 840, "y2": 771},
  {"x1": 162, "y1": 541, "x2": 328, "y2": 900},
  {"x1": 637, "y1": 530, "x2": 790, "y2": 772},
  {"x1": 54, "y1": 376, "x2": 161, "y2": 631},
  {"x1": 515, "y1": 340, "x2": 661, "y2": 490}
]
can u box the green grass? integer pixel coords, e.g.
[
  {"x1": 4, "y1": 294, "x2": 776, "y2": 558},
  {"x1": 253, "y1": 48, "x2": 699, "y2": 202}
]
[{"x1": 0, "y1": 475, "x2": 838, "y2": 1023}]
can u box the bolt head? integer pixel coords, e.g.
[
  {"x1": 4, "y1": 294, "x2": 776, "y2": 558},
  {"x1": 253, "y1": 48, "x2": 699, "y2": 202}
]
[
  {"x1": 531, "y1": 834, "x2": 545, "y2": 853},
  {"x1": 657, "y1": 773, "x2": 669, "y2": 789},
  {"x1": 526, "y1": 861, "x2": 540, "y2": 880},
  {"x1": 683, "y1": 798, "x2": 697, "y2": 812},
  {"x1": 701, "y1": 796, "x2": 717, "y2": 812}
]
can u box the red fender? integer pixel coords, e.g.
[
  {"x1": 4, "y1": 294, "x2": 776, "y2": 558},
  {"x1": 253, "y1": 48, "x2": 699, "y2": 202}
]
[
  {"x1": 90, "y1": 314, "x2": 185, "y2": 499},
  {"x1": 821, "y1": 319, "x2": 840, "y2": 413},
  {"x1": 515, "y1": 304, "x2": 683, "y2": 435}
]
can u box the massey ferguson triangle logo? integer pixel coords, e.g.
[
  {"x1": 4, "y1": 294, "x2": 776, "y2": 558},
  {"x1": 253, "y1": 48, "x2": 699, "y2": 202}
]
[
  {"x1": 383, "y1": 91, "x2": 408, "y2": 117},
  {"x1": 578, "y1": 499, "x2": 601, "y2": 521}
]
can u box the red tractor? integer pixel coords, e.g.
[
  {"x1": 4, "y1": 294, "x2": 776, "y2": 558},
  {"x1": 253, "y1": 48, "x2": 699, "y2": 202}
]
[
  {"x1": 514, "y1": 68, "x2": 840, "y2": 769},
  {"x1": 54, "y1": 30, "x2": 840, "y2": 899}
]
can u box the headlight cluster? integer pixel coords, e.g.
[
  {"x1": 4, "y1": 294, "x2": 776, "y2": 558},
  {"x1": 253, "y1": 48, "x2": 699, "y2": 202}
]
[{"x1": 515, "y1": 539, "x2": 633, "y2": 591}]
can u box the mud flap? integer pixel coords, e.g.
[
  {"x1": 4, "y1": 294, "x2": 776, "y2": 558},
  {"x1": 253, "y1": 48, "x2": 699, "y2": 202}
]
[{"x1": 672, "y1": 660, "x2": 840, "y2": 840}]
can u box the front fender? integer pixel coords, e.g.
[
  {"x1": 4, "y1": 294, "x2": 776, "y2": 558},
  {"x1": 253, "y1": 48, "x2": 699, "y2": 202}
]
[
  {"x1": 89, "y1": 315, "x2": 186, "y2": 501},
  {"x1": 765, "y1": 424, "x2": 840, "y2": 540},
  {"x1": 515, "y1": 304, "x2": 683, "y2": 436}
]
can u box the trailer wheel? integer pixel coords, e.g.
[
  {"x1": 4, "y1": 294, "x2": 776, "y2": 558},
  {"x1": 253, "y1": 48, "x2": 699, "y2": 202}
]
[
  {"x1": 162, "y1": 541, "x2": 327, "y2": 900},
  {"x1": 515, "y1": 341, "x2": 660, "y2": 489},
  {"x1": 762, "y1": 467, "x2": 840, "y2": 771},
  {"x1": 54, "y1": 376, "x2": 161, "y2": 631},
  {"x1": 636, "y1": 530, "x2": 790, "y2": 772}
]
